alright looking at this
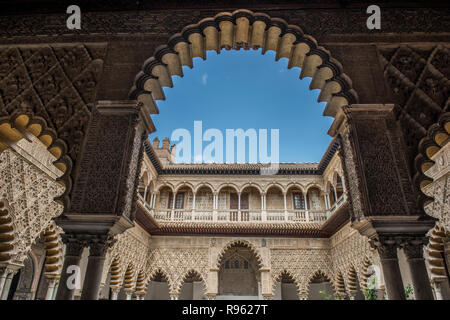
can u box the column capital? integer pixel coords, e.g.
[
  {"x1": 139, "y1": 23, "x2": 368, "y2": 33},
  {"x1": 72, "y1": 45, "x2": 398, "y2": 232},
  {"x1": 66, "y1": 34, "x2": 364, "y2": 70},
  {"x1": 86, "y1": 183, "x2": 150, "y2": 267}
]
[
  {"x1": 401, "y1": 237, "x2": 428, "y2": 261},
  {"x1": 85, "y1": 235, "x2": 117, "y2": 257},
  {"x1": 60, "y1": 234, "x2": 87, "y2": 257},
  {"x1": 110, "y1": 286, "x2": 121, "y2": 293},
  {"x1": 369, "y1": 235, "x2": 402, "y2": 260}
]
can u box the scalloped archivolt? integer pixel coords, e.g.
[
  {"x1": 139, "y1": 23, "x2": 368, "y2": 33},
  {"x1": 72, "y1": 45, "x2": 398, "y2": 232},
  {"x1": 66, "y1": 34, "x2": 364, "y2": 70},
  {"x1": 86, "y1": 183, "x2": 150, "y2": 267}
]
[{"x1": 130, "y1": 9, "x2": 358, "y2": 122}]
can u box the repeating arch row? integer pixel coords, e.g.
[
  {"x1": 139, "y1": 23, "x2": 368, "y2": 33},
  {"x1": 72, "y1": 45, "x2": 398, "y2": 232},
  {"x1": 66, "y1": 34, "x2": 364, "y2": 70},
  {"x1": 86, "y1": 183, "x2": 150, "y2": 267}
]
[
  {"x1": 155, "y1": 180, "x2": 330, "y2": 195},
  {"x1": 130, "y1": 9, "x2": 358, "y2": 120}
]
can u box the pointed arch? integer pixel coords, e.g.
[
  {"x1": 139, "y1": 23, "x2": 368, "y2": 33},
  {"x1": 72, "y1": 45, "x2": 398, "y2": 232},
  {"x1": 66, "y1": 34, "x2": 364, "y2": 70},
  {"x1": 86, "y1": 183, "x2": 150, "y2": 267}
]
[
  {"x1": 216, "y1": 239, "x2": 263, "y2": 269},
  {"x1": 130, "y1": 9, "x2": 358, "y2": 121},
  {"x1": 176, "y1": 269, "x2": 206, "y2": 296},
  {"x1": 147, "y1": 268, "x2": 173, "y2": 291},
  {"x1": 307, "y1": 270, "x2": 334, "y2": 287},
  {"x1": 273, "y1": 270, "x2": 301, "y2": 297}
]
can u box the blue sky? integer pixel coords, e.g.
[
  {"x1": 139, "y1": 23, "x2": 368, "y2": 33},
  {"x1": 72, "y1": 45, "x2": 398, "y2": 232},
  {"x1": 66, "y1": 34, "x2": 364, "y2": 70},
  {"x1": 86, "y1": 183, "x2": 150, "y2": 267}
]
[{"x1": 149, "y1": 49, "x2": 333, "y2": 163}]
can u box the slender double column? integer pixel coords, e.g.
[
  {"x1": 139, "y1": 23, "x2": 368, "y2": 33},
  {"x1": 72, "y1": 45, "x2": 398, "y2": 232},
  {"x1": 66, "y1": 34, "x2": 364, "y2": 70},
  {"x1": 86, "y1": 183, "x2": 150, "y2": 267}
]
[
  {"x1": 0, "y1": 266, "x2": 19, "y2": 300},
  {"x1": 402, "y1": 238, "x2": 434, "y2": 300},
  {"x1": 45, "y1": 278, "x2": 58, "y2": 300},
  {"x1": 55, "y1": 235, "x2": 86, "y2": 300},
  {"x1": 81, "y1": 236, "x2": 116, "y2": 300},
  {"x1": 372, "y1": 237, "x2": 406, "y2": 300}
]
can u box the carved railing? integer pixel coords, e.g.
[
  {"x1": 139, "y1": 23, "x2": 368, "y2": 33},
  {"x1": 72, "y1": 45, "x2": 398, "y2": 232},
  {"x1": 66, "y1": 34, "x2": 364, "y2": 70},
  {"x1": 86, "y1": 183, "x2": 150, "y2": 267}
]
[{"x1": 137, "y1": 194, "x2": 347, "y2": 224}]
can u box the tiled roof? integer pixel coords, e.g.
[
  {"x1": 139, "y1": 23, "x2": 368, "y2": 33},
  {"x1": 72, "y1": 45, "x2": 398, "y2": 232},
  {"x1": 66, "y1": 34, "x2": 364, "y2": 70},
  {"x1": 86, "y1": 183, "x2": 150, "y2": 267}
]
[{"x1": 143, "y1": 138, "x2": 339, "y2": 175}]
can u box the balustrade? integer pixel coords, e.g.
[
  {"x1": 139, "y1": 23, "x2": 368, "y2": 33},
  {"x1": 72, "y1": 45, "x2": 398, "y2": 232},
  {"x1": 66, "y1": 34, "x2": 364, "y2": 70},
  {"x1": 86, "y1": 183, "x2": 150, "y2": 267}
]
[{"x1": 137, "y1": 193, "x2": 347, "y2": 224}]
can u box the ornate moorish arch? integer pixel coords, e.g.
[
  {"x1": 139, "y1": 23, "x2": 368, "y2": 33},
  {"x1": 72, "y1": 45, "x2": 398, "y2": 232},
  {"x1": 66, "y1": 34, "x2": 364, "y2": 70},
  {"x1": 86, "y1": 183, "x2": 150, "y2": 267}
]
[
  {"x1": 175, "y1": 269, "x2": 207, "y2": 296},
  {"x1": 42, "y1": 221, "x2": 64, "y2": 278},
  {"x1": 108, "y1": 256, "x2": 122, "y2": 289},
  {"x1": 414, "y1": 112, "x2": 450, "y2": 207},
  {"x1": 0, "y1": 199, "x2": 14, "y2": 263},
  {"x1": 146, "y1": 268, "x2": 174, "y2": 293},
  {"x1": 305, "y1": 269, "x2": 336, "y2": 297},
  {"x1": 272, "y1": 269, "x2": 301, "y2": 298},
  {"x1": 134, "y1": 269, "x2": 147, "y2": 297},
  {"x1": 122, "y1": 263, "x2": 136, "y2": 294},
  {"x1": 334, "y1": 270, "x2": 347, "y2": 298},
  {"x1": 130, "y1": 9, "x2": 358, "y2": 123},
  {"x1": 215, "y1": 239, "x2": 263, "y2": 269}
]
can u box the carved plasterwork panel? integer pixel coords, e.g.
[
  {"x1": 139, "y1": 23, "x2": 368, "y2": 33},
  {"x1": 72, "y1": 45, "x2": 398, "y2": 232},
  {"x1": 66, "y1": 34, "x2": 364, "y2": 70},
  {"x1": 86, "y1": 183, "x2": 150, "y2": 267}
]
[
  {"x1": 104, "y1": 225, "x2": 151, "y2": 288},
  {"x1": 330, "y1": 223, "x2": 378, "y2": 291},
  {"x1": 379, "y1": 45, "x2": 450, "y2": 174},
  {"x1": 146, "y1": 248, "x2": 209, "y2": 295},
  {"x1": 270, "y1": 248, "x2": 333, "y2": 297},
  {"x1": 0, "y1": 149, "x2": 64, "y2": 264},
  {"x1": 0, "y1": 43, "x2": 106, "y2": 207},
  {"x1": 422, "y1": 142, "x2": 450, "y2": 233}
]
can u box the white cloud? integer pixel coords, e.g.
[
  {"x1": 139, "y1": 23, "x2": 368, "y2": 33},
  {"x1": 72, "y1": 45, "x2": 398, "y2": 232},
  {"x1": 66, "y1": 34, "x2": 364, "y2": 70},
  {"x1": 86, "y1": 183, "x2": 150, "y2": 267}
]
[{"x1": 202, "y1": 73, "x2": 208, "y2": 85}]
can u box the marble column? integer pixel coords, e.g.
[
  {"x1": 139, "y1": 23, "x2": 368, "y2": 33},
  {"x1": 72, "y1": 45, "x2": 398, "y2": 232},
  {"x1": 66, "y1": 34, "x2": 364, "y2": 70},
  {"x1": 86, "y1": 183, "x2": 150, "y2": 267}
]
[
  {"x1": 432, "y1": 280, "x2": 444, "y2": 300},
  {"x1": 402, "y1": 238, "x2": 434, "y2": 300},
  {"x1": 81, "y1": 236, "x2": 115, "y2": 300},
  {"x1": 52, "y1": 280, "x2": 59, "y2": 300},
  {"x1": 55, "y1": 236, "x2": 85, "y2": 300},
  {"x1": 375, "y1": 239, "x2": 406, "y2": 300},
  {"x1": 0, "y1": 269, "x2": 17, "y2": 300},
  {"x1": 0, "y1": 267, "x2": 8, "y2": 298},
  {"x1": 45, "y1": 278, "x2": 57, "y2": 300},
  {"x1": 283, "y1": 192, "x2": 288, "y2": 221},
  {"x1": 110, "y1": 287, "x2": 120, "y2": 300}
]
